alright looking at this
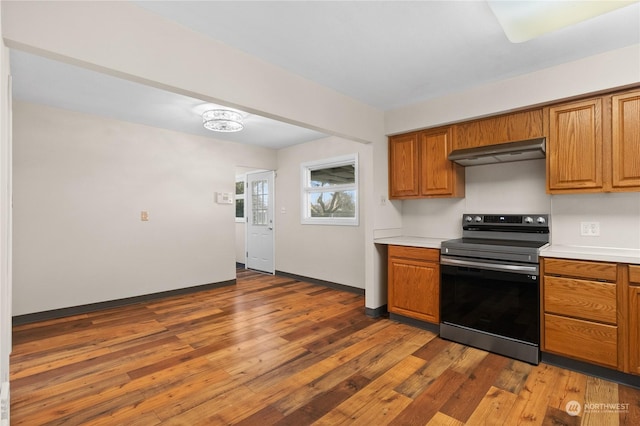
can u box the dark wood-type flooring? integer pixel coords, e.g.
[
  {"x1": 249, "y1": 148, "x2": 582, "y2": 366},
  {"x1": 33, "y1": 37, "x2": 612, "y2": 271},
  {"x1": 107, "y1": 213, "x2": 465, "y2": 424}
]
[{"x1": 10, "y1": 269, "x2": 640, "y2": 425}]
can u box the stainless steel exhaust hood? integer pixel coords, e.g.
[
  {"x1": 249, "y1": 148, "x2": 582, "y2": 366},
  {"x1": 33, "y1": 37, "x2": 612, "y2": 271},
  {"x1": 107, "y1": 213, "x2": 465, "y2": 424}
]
[{"x1": 448, "y1": 138, "x2": 546, "y2": 166}]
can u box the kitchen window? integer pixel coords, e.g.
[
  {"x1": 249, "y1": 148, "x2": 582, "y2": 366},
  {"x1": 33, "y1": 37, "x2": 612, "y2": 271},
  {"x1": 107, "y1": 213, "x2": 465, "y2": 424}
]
[
  {"x1": 300, "y1": 154, "x2": 358, "y2": 226},
  {"x1": 235, "y1": 176, "x2": 245, "y2": 223}
]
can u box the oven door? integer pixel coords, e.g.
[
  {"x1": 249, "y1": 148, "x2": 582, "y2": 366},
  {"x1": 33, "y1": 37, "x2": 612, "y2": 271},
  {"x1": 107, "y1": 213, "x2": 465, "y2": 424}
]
[{"x1": 440, "y1": 256, "x2": 540, "y2": 346}]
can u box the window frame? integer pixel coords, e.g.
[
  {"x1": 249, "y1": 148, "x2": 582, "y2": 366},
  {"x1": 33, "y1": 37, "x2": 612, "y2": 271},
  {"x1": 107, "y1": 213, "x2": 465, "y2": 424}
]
[
  {"x1": 235, "y1": 175, "x2": 246, "y2": 223},
  {"x1": 300, "y1": 154, "x2": 359, "y2": 226}
]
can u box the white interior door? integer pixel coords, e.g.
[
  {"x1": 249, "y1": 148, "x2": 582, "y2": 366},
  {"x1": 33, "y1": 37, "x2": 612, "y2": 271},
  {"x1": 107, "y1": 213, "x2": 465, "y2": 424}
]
[{"x1": 246, "y1": 170, "x2": 275, "y2": 274}]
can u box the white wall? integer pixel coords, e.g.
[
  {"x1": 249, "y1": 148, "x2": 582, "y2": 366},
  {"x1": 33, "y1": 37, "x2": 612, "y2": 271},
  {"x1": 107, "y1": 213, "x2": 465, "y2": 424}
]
[
  {"x1": 275, "y1": 136, "x2": 370, "y2": 289},
  {"x1": 12, "y1": 101, "x2": 277, "y2": 315},
  {"x1": 550, "y1": 193, "x2": 640, "y2": 249},
  {"x1": 0, "y1": 3, "x2": 13, "y2": 407},
  {"x1": 386, "y1": 44, "x2": 640, "y2": 134}
]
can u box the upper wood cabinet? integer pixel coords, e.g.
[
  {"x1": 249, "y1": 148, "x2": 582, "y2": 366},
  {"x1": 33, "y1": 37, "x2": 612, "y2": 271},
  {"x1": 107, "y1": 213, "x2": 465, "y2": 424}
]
[
  {"x1": 453, "y1": 109, "x2": 544, "y2": 150},
  {"x1": 611, "y1": 90, "x2": 640, "y2": 190},
  {"x1": 546, "y1": 89, "x2": 640, "y2": 194},
  {"x1": 389, "y1": 127, "x2": 464, "y2": 199},
  {"x1": 546, "y1": 97, "x2": 604, "y2": 192},
  {"x1": 388, "y1": 132, "x2": 420, "y2": 198}
]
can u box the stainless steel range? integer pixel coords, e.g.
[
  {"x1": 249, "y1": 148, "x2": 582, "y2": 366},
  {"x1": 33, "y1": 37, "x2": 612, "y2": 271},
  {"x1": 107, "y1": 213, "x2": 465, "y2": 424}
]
[{"x1": 440, "y1": 214, "x2": 550, "y2": 364}]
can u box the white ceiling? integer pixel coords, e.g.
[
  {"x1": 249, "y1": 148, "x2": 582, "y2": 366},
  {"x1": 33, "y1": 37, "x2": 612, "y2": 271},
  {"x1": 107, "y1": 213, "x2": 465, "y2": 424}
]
[{"x1": 9, "y1": 1, "x2": 640, "y2": 149}]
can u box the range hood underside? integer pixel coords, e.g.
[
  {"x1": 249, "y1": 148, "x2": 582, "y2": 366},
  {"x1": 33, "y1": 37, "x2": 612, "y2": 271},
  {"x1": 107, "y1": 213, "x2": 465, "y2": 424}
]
[{"x1": 448, "y1": 138, "x2": 546, "y2": 166}]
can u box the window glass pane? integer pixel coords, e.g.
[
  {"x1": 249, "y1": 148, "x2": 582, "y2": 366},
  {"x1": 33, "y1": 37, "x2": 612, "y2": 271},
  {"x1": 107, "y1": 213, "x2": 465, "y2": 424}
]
[
  {"x1": 235, "y1": 181, "x2": 244, "y2": 195},
  {"x1": 251, "y1": 179, "x2": 269, "y2": 226},
  {"x1": 310, "y1": 164, "x2": 355, "y2": 187},
  {"x1": 235, "y1": 199, "x2": 244, "y2": 218},
  {"x1": 308, "y1": 190, "x2": 356, "y2": 218}
]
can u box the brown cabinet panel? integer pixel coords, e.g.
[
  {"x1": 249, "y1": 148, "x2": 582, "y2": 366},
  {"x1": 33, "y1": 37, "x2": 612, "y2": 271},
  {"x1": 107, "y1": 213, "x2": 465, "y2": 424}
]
[
  {"x1": 630, "y1": 265, "x2": 640, "y2": 285},
  {"x1": 544, "y1": 258, "x2": 617, "y2": 282},
  {"x1": 388, "y1": 245, "x2": 440, "y2": 323},
  {"x1": 544, "y1": 313, "x2": 618, "y2": 368},
  {"x1": 389, "y1": 133, "x2": 420, "y2": 198},
  {"x1": 628, "y1": 286, "x2": 640, "y2": 375},
  {"x1": 611, "y1": 91, "x2": 640, "y2": 190},
  {"x1": 547, "y1": 98, "x2": 603, "y2": 192},
  {"x1": 544, "y1": 276, "x2": 617, "y2": 324},
  {"x1": 419, "y1": 127, "x2": 464, "y2": 197},
  {"x1": 454, "y1": 109, "x2": 543, "y2": 150}
]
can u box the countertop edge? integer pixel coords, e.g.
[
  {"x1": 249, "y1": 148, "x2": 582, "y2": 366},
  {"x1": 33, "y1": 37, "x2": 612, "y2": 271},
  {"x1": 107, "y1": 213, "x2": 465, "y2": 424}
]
[
  {"x1": 540, "y1": 245, "x2": 640, "y2": 265},
  {"x1": 374, "y1": 236, "x2": 446, "y2": 249}
]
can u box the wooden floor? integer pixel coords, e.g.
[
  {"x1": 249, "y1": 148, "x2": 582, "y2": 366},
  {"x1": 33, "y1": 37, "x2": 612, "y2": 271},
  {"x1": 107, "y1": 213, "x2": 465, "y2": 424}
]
[{"x1": 10, "y1": 269, "x2": 640, "y2": 425}]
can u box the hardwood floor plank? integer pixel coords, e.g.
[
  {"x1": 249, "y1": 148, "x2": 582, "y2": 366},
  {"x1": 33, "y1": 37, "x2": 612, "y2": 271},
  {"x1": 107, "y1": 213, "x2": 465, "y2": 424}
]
[
  {"x1": 582, "y1": 376, "x2": 620, "y2": 426},
  {"x1": 313, "y1": 355, "x2": 424, "y2": 425},
  {"x1": 388, "y1": 367, "x2": 467, "y2": 426},
  {"x1": 503, "y1": 363, "x2": 564, "y2": 424},
  {"x1": 274, "y1": 374, "x2": 371, "y2": 425},
  {"x1": 439, "y1": 352, "x2": 511, "y2": 422},
  {"x1": 10, "y1": 269, "x2": 640, "y2": 425},
  {"x1": 494, "y1": 358, "x2": 534, "y2": 395},
  {"x1": 464, "y1": 385, "x2": 518, "y2": 426},
  {"x1": 618, "y1": 384, "x2": 640, "y2": 425}
]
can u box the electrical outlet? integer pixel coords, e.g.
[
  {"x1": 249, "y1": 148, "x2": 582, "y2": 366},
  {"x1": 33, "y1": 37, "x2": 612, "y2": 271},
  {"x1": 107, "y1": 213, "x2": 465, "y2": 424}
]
[{"x1": 580, "y1": 221, "x2": 600, "y2": 236}]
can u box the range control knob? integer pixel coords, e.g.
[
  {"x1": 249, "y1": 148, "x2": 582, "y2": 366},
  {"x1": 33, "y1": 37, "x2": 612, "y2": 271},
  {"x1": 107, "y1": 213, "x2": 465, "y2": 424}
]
[
  {"x1": 474, "y1": 216, "x2": 482, "y2": 223},
  {"x1": 524, "y1": 216, "x2": 534, "y2": 224},
  {"x1": 537, "y1": 216, "x2": 546, "y2": 224},
  {"x1": 465, "y1": 216, "x2": 473, "y2": 223}
]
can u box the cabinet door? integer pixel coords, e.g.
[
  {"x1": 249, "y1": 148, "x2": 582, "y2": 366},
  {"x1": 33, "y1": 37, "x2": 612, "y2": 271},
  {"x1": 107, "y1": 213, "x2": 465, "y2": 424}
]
[
  {"x1": 547, "y1": 98, "x2": 603, "y2": 192},
  {"x1": 389, "y1": 133, "x2": 419, "y2": 198},
  {"x1": 611, "y1": 91, "x2": 640, "y2": 190},
  {"x1": 388, "y1": 248, "x2": 440, "y2": 323},
  {"x1": 419, "y1": 127, "x2": 464, "y2": 197},
  {"x1": 628, "y1": 285, "x2": 640, "y2": 375}
]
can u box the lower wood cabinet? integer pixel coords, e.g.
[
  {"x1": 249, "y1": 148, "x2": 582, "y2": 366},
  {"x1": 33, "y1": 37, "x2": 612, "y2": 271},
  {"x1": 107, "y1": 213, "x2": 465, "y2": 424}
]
[
  {"x1": 387, "y1": 245, "x2": 439, "y2": 324},
  {"x1": 628, "y1": 265, "x2": 640, "y2": 374},
  {"x1": 542, "y1": 258, "x2": 621, "y2": 369}
]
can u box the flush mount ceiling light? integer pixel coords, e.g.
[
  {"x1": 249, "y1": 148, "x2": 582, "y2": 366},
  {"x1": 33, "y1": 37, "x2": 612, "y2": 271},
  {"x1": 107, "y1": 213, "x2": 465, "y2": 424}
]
[
  {"x1": 202, "y1": 109, "x2": 244, "y2": 132},
  {"x1": 488, "y1": 0, "x2": 638, "y2": 43}
]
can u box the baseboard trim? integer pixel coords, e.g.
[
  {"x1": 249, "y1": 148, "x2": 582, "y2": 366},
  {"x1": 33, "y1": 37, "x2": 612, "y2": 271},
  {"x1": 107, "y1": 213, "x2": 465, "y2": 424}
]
[
  {"x1": 541, "y1": 352, "x2": 640, "y2": 389},
  {"x1": 389, "y1": 313, "x2": 440, "y2": 333},
  {"x1": 12, "y1": 279, "x2": 236, "y2": 326},
  {"x1": 275, "y1": 270, "x2": 364, "y2": 296},
  {"x1": 365, "y1": 305, "x2": 388, "y2": 318}
]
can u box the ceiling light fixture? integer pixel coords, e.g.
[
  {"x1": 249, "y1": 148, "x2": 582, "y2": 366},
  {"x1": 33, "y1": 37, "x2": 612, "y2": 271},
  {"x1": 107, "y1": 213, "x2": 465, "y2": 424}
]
[
  {"x1": 202, "y1": 109, "x2": 244, "y2": 132},
  {"x1": 488, "y1": 0, "x2": 638, "y2": 43}
]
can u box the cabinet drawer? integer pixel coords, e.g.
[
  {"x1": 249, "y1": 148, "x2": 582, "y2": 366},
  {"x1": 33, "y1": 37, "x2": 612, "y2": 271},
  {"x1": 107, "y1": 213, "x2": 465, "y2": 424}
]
[
  {"x1": 544, "y1": 258, "x2": 617, "y2": 281},
  {"x1": 630, "y1": 265, "x2": 640, "y2": 286},
  {"x1": 388, "y1": 245, "x2": 439, "y2": 262},
  {"x1": 544, "y1": 313, "x2": 618, "y2": 368},
  {"x1": 544, "y1": 276, "x2": 616, "y2": 324}
]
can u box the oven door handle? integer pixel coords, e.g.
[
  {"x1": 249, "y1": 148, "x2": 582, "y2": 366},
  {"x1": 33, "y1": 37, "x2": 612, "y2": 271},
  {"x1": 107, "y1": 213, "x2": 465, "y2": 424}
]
[{"x1": 440, "y1": 257, "x2": 538, "y2": 275}]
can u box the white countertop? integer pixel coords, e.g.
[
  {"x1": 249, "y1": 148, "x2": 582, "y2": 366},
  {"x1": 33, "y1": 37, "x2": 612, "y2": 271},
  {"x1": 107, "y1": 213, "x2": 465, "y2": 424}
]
[
  {"x1": 541, "y1": 245, "x2": 640, "y2": 265},
  {"x1": 374, "y1": 236, "x2": 640, "y2": 265},
  {"x1": 374, "y1": 236, "x2": 447, "y2": 249}
]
